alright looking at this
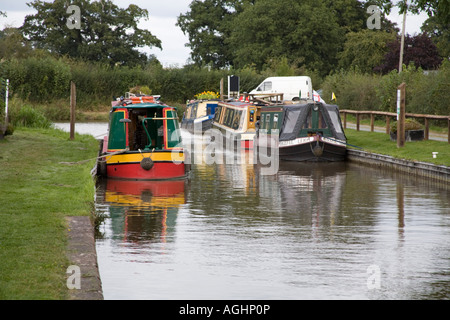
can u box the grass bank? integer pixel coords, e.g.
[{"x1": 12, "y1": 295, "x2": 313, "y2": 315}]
[
  {"x1": 345, "y1": 128, "x2": 450, "y2": 167},
  {"x1": 0, "y1": 127, "x2": 98, "y2": 299}
]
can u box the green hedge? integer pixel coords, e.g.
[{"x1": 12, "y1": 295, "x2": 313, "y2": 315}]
[
  {"x1": 322, "y1": 61, "x2": 450, "y2": 116},
  {"x1": 1, "y1": 56, "x2": 448, "y2": 118}
]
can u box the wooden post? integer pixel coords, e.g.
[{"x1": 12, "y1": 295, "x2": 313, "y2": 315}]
[
  {"x1": 343, "y1": 112, "x2": 347, "y2": 129},
  {"x1": 220, "y1": 78, "x2": 224, "y2": 100},
  {"x1": 448, "y1": 118, "x2": 450, "y2": 144},
  {"x1": 424, "y1": 118, "x2": 429, "y2": 140},
  {"x1": 385, "y1": 116, "x2": 390, "y2": 134},
  {"x1": 397, "y1": 83, "x2": 406, "y2": 148},
  {"x1": 356, "y1": 113, "x2": 360, "y2": 131},
  {"x1": 370, "y1": 113, "x2": 374, "y2": 132},
  {"x1": 70, "y1": 81, "x2": 76, "y2": 140}
]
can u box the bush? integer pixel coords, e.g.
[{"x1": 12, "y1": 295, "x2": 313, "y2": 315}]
[
  {"x1": 390, "y1": 118, "x2": 423, "y2": 133},
  {"x1": 321, "y1": 69, "x2": 381, "y2": 110},
  {"x1": 3, "y1": 56, "x2": 71, "y2": 102},
  {"x1": 11, "y1": 105, "x2": 52, "y2": 129}
]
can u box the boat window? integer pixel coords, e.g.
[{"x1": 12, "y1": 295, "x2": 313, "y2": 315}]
[
  {"x1": 273, "y1": 114, "x2": 279, "y2": 129},
  {"x1": 214, "y1": 105, "x2": 222, "y2": 122},
  {"x1": 223, "y1": 108, "x2": 230, "y2": 125},
  {"x1": 302, "y1": 109, "x2": 312, "y2": 129},
  {"x1": 193, "y1": 104, "x2": 198, "y2": 118},
  {"x1": 165, "y1": 109, "x2": 182, "y2": 149},
  {"x1": 329, "y1": 110, "x2": 343, "y2": 134},
  {"x1": 232, "y1": 110, "x2": 242, "y2": 130},
  {"x1": 265, "y1": 114, "x2": 270, "y2": 128},
  {"x1": 283, "y1": 109, "x2": 301, "y2": 134},
  {"x1": 318, "y1": 112, "x2": 328, "y2": 129},
  {"x1": 224, "y1": 108, "x2": 235, "y2": 127}
]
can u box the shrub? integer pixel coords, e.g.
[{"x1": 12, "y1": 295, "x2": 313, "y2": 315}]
[
  {"x1": 11, "y1": 104, "x2": 52, "y2": 129},
  {"x1": 390, "y1": 118, "x2": 423, "y2": 133}
]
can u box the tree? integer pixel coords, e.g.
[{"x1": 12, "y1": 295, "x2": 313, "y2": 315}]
[
  {"x1": 227, "y1": 0, "x2": 345, "y2": 76},
  {"x1": 374, "y1": 0, "x2": 449, "y2": 25},
  {"x1": 0, "y1": 28, "x2": 34, "y2": 59},
  {"x1": 375, "y1": 33, "x2": 443, "y2": 73},
  {"x1": 421, "y1": 12, "x2": 450, "y2": 59},
  {"x1": 177, "y1": 0, "x2": 251, "y2": 68},
  {"x1": 338, "y1": 29, "x2": 397, "y2": 73},
  {"x1": 178, "y1": 0, "x2": 374, "y2": 74},
  {"x1": 21, "y1": 0, "x2": 162, "y2": 67}
]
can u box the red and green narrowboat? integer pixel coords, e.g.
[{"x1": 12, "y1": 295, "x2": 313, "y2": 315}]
[{"x1": 99, "y1": 98, "x2": 188, "y2": 180}]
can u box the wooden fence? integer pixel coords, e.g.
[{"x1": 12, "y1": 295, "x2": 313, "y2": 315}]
[{"x1": 339, "y1": 110, "x2": 450, "y2": 143}]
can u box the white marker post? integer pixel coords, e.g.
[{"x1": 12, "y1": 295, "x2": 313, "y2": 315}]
[{"x1": 5, "y1": 79, "x2": 9, "y2": 125}]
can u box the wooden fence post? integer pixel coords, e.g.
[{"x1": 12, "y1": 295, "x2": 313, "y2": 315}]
[
  {"x1": 343, "y1": 112, "x2": 347, "y2": 129},
  {"x1": 356, "y1": 113, "x2": 360, "y2": 131},
  {"x1": 448, "y1": 118, "x2": 450, "y2": 144},
  {"x1": 385, "y1": 116, "x2": 390, "y2": 134},
  {"x1": 70, "y1": 81, "x2": 76, "y2": 140},
  {"x1": 370, "y1": 113, "x2": 374, "y2": 132}
]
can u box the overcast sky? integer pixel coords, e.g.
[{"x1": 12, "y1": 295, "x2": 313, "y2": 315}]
[{"x1": 0, "y1": 0, "x2": 428, "y2": 67}]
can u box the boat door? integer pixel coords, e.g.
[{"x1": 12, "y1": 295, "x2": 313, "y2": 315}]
[{"x1": 108, "y1": 108, "x2": 129, "y2": 151}]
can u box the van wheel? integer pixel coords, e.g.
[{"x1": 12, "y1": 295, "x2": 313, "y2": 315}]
[{"x1": 292, "y1": 97, "x2": 300, "y2": 101}]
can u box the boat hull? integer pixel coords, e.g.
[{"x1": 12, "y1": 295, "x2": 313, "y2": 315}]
[
  {"x1": 279, "y1": 136, "x2": 346, "y2": 162},
  {"x1": 105, "y1": 151, "x2": 187, "y2": 180}
]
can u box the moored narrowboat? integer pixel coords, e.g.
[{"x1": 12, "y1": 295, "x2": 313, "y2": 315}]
[
  {"x1": 181, "y1": 100, "x2": 219, "y2": 134},
  {"x1": 211, "y1": 101, "x2": 261, "y2": 149},
  {"x1": 99, "y1": 97, "x2": 187, "y2": 180},
  {"x1": 256, "y1": 102, "x2": 347, "y2": 161}
]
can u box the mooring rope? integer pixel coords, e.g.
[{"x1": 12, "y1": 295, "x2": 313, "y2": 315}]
[{"x1": 59, "y1": 149, "x2": 129, "y2": 165}]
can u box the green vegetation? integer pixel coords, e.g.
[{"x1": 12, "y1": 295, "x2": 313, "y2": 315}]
[
  {"x1": 390, "y1": 118, "x2": 423, "y2": 133},
  {"x1": 345, "y1": 128, "x2": 450, "y2": 166},
  {"x1": 0, "y1": 127, "x2": 98, "y2": 299},
  {"x1": 321, "y1": 60, "x2": 450, "y2": 116}
]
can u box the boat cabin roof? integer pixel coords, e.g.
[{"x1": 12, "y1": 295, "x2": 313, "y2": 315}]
[
  {"x1": 218, "y1": 101, "x2": 255, "y2": 108},
  {"x1": 112, "y1": 103, "x2": 175, "y2": 111}
]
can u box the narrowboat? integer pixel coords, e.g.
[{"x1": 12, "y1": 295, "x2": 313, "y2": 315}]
[
  {"x1": 211, "y1": 101, "x2": 260, "y2": 149},
  {"x1": 257, "y1": 102, "x2": 347, "y2": 161},
  {"x1": 99, "y1": 97, "x2": 187, "y2": 180},
  {"x1": 181, "y1": 100, "x2": 219, "y2": 134}
]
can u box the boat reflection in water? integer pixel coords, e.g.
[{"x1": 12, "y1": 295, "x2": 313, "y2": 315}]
[{"x1": 96, "y1": 178, "x2": 186, "y2": 244}]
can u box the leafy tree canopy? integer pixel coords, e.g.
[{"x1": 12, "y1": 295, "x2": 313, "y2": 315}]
[
  {"x1": 177, "y1": 0, "x2": 253, "y2": 68},
  {"x1": 21, "y1": 0, "x2": 162, "y2": 67},
  {"x1": 179, "y1": 0, "x2": 371, "y2": 75},
  {"x1": 375, "y1": 33, "x2": 443, "y2": 73},
  {"x1": 338, "y1": 29, "x2": 397, "y2": 73}
]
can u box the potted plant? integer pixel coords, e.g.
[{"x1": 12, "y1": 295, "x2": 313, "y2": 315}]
[{"x1": 390, "y1": 118, "x2": 424, "y2": 141}]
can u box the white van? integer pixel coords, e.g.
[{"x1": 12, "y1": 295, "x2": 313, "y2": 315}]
[{"x1": 249, "y1": 76, "x2": 313, "y2": 101}]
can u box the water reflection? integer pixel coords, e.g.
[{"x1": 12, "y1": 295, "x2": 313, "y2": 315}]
[
  {"x1": 96, "y1": 179, "x2": 186, "y2": 245},
  {"x1": 94, "y1": 129, "x2": 449, "y2": 300}
]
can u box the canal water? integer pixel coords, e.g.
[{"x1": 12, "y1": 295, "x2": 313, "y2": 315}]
[{"x1": 55, "y1": 122, "x2": 450, "y2": 300}]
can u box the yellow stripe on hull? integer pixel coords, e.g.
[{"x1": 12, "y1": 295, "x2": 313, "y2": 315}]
[{"x1": 106, "y1": 151, "x2": 184, "y2": 164}]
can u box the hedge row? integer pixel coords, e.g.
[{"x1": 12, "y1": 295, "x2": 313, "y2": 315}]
[
  {"x1": 321, "y1": 61, "x2": 450, "y2": 116},
  {"x1": 1, "y1": 56, "x2": 448, "y2": 117}
]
